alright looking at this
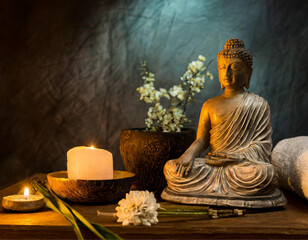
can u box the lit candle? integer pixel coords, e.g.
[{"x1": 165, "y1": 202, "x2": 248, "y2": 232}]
[
  {"x1": 24, "y1": 187, "x2": 29, "y2": 199},
  {"x1": 2, "y1": 187, "x2": 44, "y2": 212},
  {"x1": 67, "y1": 146, "x2": 113, "y2": 180}
]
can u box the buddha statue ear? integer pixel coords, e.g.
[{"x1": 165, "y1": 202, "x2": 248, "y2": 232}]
[
  {"x1": 244, "y1": 67, "x2": 253, "y2": 90},
  {"x1": 244, "y1": 80, "x2": 250, "y2": 89},
  {"x1": 220, "y1": 81, "x2": 225, "y2": 90}
]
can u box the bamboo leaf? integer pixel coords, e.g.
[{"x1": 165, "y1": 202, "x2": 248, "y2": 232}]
[
  {"x1": 34, "y1": 182, "x2": 121, "y2": 240},
  {"x1": 62, "y1": 200, "x2": 122, "y2": 240},
  {"x1": 34, "y1": 183, "x2": 85, "y2": 240},
  {"x1": 90, "y1": 222, "x2": 122, "y2": 240}
]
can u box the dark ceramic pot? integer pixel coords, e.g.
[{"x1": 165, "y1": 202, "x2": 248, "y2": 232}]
[{"x1": 119, "y1": 128, "x2": 196, "y2": 194}]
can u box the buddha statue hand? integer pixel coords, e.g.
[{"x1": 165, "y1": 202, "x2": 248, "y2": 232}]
[
  {"x1": 175, "y1": 153, "x2": 195, "y2": 177},
  {"x1": 205, "y1": 151, "x2": 246, "y2": 166}
]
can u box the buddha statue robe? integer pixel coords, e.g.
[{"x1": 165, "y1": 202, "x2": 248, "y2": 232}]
[{"x1": 162, "y1": 92, "x2": 287, "y2": 207}]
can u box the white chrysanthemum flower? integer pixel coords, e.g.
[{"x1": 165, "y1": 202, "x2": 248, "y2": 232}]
[{"x1": 115, "y1": 190, "x2": 160, "y2": 226}]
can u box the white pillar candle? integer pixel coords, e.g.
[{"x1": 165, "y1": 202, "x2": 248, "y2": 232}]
[{"x1": 67, "y1": 146, "x2": 113, "y2": 180}]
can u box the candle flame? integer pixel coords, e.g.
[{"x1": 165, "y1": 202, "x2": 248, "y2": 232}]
[{"x1": 24, "y1": 187, "x2": 30, "y2": 199}]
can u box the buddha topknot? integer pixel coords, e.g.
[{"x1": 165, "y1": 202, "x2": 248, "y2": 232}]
[{"x1": 218, "y1": 38, "x2": 253, "y2": 68}]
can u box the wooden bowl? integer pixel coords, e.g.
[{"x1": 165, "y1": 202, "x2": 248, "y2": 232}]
[{"x1": 47, "y1": 171, "x2": 135, "y2": 203}]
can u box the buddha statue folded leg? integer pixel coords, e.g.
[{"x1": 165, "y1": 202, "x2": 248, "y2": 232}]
[
  {"x1": 164, "y1": 158, "x2": 276, "y2": 195},
  {"x1": 162, "y1": 158, "x2": 285, "y2": 208},
  {"x1": 223, "y1": 161, "x2": 277, "y2": 196}
]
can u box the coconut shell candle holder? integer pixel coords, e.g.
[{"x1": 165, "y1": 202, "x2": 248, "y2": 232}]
[
  {"x1": 47, "y1": 171, "x2": 135, "y2": 203},
  {"x1": 2, "y1": 188, "x2": 45, "y2": 212}
]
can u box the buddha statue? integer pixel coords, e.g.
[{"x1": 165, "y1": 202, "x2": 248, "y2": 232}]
[{"x1": 161, "y1": 39, "x2": 287, "y2": 208}]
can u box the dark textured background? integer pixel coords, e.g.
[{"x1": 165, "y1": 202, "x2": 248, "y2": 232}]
[{"x1": 0, "y1": 0, "x2": 307, "y2": 188}]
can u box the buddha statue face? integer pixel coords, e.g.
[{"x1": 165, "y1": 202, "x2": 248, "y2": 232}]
[
  {"x1": 217, "y1": 38, "x2": 253, "y2": 90},
  {"x1": 218, "y1": 56, "x2": 252, "y2": 90}
]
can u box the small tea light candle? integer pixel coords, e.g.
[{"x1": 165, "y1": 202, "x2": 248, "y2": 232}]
[
  {"x1": 2, "y1": 187, "x2": 44, "y2": 212},
  {"x1": 67, "y1": 146, "x2": 113, "y2": 180}
]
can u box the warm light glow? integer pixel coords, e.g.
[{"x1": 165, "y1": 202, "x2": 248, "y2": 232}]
[
  {"x1": 89, "y1": 145, "x2": 95, "y2": 149},
  {"x1": 24, "y1": 187, "x2": 30, "y2": 199}
]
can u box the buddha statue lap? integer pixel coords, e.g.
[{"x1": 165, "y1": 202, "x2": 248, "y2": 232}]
[{"x1": 161, "y1": 39, "x2": 287, "y2": 208}]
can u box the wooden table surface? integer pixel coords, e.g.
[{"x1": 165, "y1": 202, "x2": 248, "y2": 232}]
[{"x1": 1, "y1": 174, "x2": 308, "y2": 240}]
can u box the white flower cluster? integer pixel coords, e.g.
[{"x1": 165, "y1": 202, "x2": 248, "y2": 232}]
[
  {"x1": 137, "y1": 56, "x2": 213, "y2": 132},
  {"x1": 136, "y1": 72, "x2": 169, "y2": 104},
  {"x1": 181, "y1": 55, "x2": 213, "y2": 96},
  {"x1": 115, "y1": 190, "x2": 160, "y2": 226}
]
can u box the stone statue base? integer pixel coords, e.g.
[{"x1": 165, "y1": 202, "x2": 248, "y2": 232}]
[{"x1": 161, "y1": 187, "x2": 287, "y2": 208}]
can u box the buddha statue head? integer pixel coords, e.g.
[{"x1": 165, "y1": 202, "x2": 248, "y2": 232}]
[{"x1": 217, "y1": 38, "x2": 253, "y2": 90}]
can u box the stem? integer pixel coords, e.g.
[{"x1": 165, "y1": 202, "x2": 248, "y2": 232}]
[
  {"x1": 158, "y1": 211, "x2": 209, "y2": 216},
  {"x1": 181, "y1": 59, "x2": 213, "y2": 123},
  {"x1": 159, "y1": 206, "x2": 209, "y2": 212},
  {"x1": 97, "y1": 211, "x2": 116, "y2": 217},
  {"x1": 205, "y1": 59, "x2": 214, "y2": 70},
  {"x1": 182, "y1": 87, "x2": 193, "y2": 116}
]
